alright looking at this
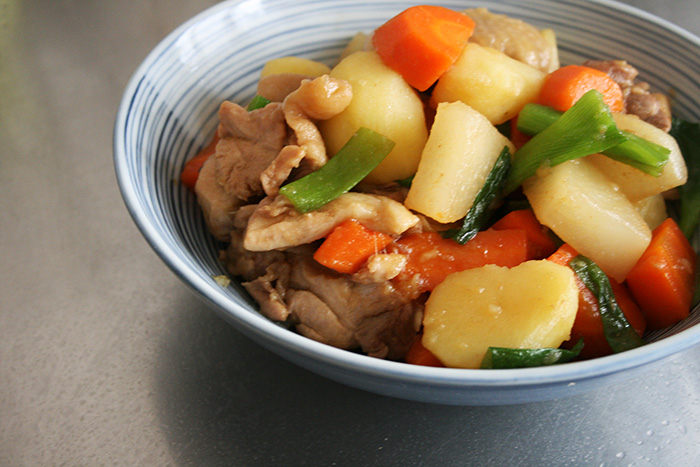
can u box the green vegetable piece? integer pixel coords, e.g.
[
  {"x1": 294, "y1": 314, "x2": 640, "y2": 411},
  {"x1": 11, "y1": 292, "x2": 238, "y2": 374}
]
[
  {"x1": 517, "y1": 103, "x2": 670, "y2": 177},
  {"x1": 279, "y1": 127, "x2": 395, "y2": 213},
  {"x1": 670, "y1": 117, "x2": 700, "y2": 239},
  {"x1": 443, "y1": 146, "x2": 511, "y2": 244},
  {"x1": 503, "y1": 89, "x2": 628, "y2": 194},
  {"x1": 480, "y1": 339, "x2": 584, "y2": 369},
  {"x1": 246, "y1": 95, "x2": 271, "y2": 111},
  {"x1": 569, "y1": 255, "x2": 646, "y2": 353}
]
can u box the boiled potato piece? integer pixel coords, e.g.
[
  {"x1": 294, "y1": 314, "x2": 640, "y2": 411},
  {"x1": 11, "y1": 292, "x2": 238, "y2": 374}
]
[
  {"x1": 339, "y1": 32, "x2": 373, "y2": 60},
  {"x1": 319, "y1": 51, "x2": 428, "y2": 184},
  {"x1": 405, "y1": 101, "x2": 514, "y2": 223},
  {"x1": 524, "y1": 158, "x2": 652, "y2": 282},
  {"x1": 422, "y1": 261, "x2": 578, "y2": 369},
  {"x1": 587, "y1": 113, "x2": 687, "y2": 201},
  {"x1": 431, "y1": 43, "x2": 545, "y2": 125},
  {"x1": 540, "y1": 28, "x2": 560, "y2": 73},
  {"x1": 260, "y1": 56, "x2": 330, "y2": 78},
  {"x1": 634, "y1": 194, "x2": 668, "y2": 230}
]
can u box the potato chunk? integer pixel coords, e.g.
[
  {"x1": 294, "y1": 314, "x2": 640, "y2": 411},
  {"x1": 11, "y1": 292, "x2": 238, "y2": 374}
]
[
  {"x1": 422, "y1": 261, "x2": 578, "y2": 369},
  {"x1": 524, "y1": 158, "x2": 652, "y2": 282},
  {"x1": 431, "y1": 43, "x2": 545, "y2": 125},
  {"x1": 587, "y1": 113, "x2": 687, "y2": 201},
  {"x1": 319, "y1": 51, "x2": 428, "y2": 184},
  {"x1": 260, "y1": 56, "x2": 331, "y2": 78},
  {"x1": 404, "y1": 101, "x2": 514, "y2": 223}
]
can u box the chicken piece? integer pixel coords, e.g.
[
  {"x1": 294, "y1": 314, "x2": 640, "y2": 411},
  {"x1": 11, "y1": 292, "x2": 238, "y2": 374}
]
[
  {"x1": 213, "y1": 101, "x2": 289, "y2": 202},
  {"x1": 194, "y1": 155, "x2": 243, "y2": 241},
  {"x1": 244, "y1": 193, "x2": 421, "y2": 251},
  {"x1": 464, "y1": 8, "x2": 555, "y2": 72},
  {"x1": 261, "y1": 75, "x2": 353, "y2": 196}
]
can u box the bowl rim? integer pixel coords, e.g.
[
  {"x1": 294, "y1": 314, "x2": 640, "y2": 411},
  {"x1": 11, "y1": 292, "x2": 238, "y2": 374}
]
[{"x1": 114, "y1": 0, "x2": 700, "y2": 390}]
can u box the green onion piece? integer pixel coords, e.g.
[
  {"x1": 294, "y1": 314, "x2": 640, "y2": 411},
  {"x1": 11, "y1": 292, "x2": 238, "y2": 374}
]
[
  {"x1": 279, "y1": 127, "x2": 395, "y2": 213},
  {"x1": 480, "y1": 339, "x2": 584, "y2": 369},
  {"x1": 246, "y1": 95, "x2": 272, "y2": 111},
  {"x1": 443, "y1": 146, "x2": 511, "y2": 244},
  {"x1": 670, "y1": 117, "x2": 700, "y2": 239},
  {"x1": 396, "y1": 174, "x2": 414, "y2": 188},
  {"x1": 503, "y1": 90, "x2": 628, "y2": 194},
  {"x1": 517, "y1": 103, "x2": 670, "y2": 177},
  {"x1": 569, "y1": 255, "x2": 645, "y2": 353}
]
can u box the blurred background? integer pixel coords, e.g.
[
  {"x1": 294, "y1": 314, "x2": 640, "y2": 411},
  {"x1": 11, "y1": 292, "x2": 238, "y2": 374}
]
[{"x1": 2, "y1": 1, "x2": 699, "y2": 465}]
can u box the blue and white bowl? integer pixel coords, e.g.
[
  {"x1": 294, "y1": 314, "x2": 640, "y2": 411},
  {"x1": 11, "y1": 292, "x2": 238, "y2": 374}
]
[{"x1": 114, "y1": 0, "x2": 700, "y2": 405}]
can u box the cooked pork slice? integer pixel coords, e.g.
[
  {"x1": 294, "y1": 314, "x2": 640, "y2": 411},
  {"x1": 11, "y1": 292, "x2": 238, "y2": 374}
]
[
  {"x1": 261, "y1": 75, "x2": 353, "y2": 196},
  {"x1": 194, "y1": 155, "x2": 242, "y2": 241},
  {"x1": 582, "y1": 59, "x2": 638, "y2": 88},
  {"x1": 286, "y1": 253, "x2": 421, "y2": 359},
  {"x1": 213, "y1": 101, "x2": 289, "y2": 202},
  {"x1": 464, "y1": 8, "x2": 555, "y2": 72},
  {"x1": 256, "y1": 73, "x2": 313, "y2": 102},
  {"x1": 242, "y1": 261, "x2": 291, "y2": 322},
  {"x1": 583, "y1": 59, "x2": 672, "y2": 132},
  {"x1": 244, "y1": 193, "x2": 421, "y2": 251},
  {"x1": 353, "y1": 253, "x2": 408, "y2": 283}
]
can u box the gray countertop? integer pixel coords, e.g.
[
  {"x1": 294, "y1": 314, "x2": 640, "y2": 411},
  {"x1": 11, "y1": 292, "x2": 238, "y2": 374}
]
[{"x1": 2, "y1": 1, "x2": 699, "y2": 465}]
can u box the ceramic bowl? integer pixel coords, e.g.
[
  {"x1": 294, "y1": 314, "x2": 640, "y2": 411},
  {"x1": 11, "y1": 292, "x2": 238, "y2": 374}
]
[{"x1": 114, "y1": 0, "x2": 700, "y2": 405}]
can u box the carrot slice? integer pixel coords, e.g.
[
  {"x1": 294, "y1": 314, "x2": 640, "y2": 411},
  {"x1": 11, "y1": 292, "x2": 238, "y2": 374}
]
[
  {"x1": 390, "y1": 229, "x2": 530, "y2": 293},
  {"x1": 180, "y1": 134, "x2": 220, "y2": 191},
  {"x1": 371, "y1": 5, "x2": 475, "y2": 91},
  {"x1": 625, "y1": 217, "x2": 698, "y2": 330},
  {"x1": 490, "y1": 208, "x2": 558, "y2": 260},
  {"x1": 405, "y1": 334, "x2": 444, "y2": 367},
  {"x1": 548, "y1": 243, "x2": 646, "y2": 359},
  {"x1": 537, "y1": 64, "x2": 625, "y2": 113},
  {"x1": 313, "y1": 219, "x2": 394, "y2": 275}
]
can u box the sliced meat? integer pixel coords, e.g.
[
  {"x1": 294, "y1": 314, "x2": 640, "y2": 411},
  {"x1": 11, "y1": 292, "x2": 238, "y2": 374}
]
[
  {"x1": 242, "y1": 260, "x2": 291, "y2": 322},
  {"x1": 464, "y1": 8, "x2": 555, "y2": 72},
  {"x1": 287, "y1": 289, "x2": 358, "y2": 349},
  {"x1": 261, "y1": 75, "x2": 353, "y2": 196},
  {"x1": 583, "y1": 59, "x2": 672, "y2": 132},
  {"x1": 353, "y1": 253, "x2": 408, "y2": 283},
  {"x1": 286, "y1": 252, "x2": 421, "y2": 359},
  {"x1": 213, "y1": 101, "x2": 289, "y2": 202},
  {"x1": 220, "y1": 205, "x2": 285, "y2": 281},
  {"x1": 194, "y1": 155, "x2": 242, "y2": 242},
  {"x1": 256, "y1": 73, "x2": 312, "y2": 102},
  {"x1": 244, "y1": 193, "x2": 421, "y2": 252}
]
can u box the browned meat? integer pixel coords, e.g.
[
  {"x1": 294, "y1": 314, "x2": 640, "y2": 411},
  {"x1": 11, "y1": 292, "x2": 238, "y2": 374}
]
[
  {"x1": 243, "y1": 193, "x2": 421, "y2": 252},
  {"x1": 583, "y1": 59, "x2": 672, "y2": 132},
  {"x1": 287, "y1": 252, "x2": 421, "y2": 359},
  {"x1": 212, "y1": 101, "x2": 289, "y2": 202},
  {"x1": 220, "y1": 205, "x2": 285, "y2": 281},
  {"x1": 353, "y1": 253, "x2": 408, "y2": 283},
  {"x1": 464, "y1": 8, "x2": 556, "y2": 72},
  {"x1": 194, "y1": 155, "x2": 242, "y2": 242},
  {"x1": 243, "y1": 261, "x2": 291, "y2": 322},
  {"x1": 237, "y1": 246, "x2": 420, "y2": 359},
  {"x1": 261, "y1": 75, "x2": 353, "y2": 196}
]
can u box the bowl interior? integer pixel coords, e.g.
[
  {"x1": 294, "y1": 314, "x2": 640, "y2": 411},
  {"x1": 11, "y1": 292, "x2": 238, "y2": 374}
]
[{"x1": 115, "y1": 0, "x2": 700, "y2": 405}]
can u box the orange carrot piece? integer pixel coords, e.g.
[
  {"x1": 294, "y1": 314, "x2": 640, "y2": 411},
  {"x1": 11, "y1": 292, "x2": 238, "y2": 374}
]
[
  {"x1": 390, "y1": 229, "x2": 530, "y2": 293},
  {"x1": 180, "y1": 134, "x2": 220, "y2": 191},
  {"x1": 509, "y1": 116, "x2": 531, "y2": 149},
  {"x1": 313, "y1": 219, "x2": 394, "y2": 275},
  {"x1": 548, "y1": 243, "x2": 646, "y2": 359},
  {"x1": 537, "y1": 64, "x2": 625, "y2": 113},
  {"x1": 371, "y1": 5, "x2": 475, "y2": 91},
  {"x1": 405, "y1": 334, "x2": 444, "y2": 367},
  {"x1": 625, "y1": 217, "x2": 698, "y2": 330},
  {"x1": 490, "y1": 208, "x2": 558, "y2": 260}
]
